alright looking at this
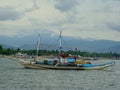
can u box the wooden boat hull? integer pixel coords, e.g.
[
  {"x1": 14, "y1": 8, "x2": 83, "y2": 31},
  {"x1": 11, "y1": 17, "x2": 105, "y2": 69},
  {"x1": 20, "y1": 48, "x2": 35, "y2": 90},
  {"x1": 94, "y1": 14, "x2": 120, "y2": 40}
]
[{"x1": 20, "y1": 61, "x2": 115, "y2": 70}]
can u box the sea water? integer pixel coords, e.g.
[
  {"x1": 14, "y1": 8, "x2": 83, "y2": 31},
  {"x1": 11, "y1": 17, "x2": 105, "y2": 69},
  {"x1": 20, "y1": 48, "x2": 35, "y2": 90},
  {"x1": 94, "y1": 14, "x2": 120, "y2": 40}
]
[{"x1": 0, "y1": 58, "x2": 120, "y2": 90}]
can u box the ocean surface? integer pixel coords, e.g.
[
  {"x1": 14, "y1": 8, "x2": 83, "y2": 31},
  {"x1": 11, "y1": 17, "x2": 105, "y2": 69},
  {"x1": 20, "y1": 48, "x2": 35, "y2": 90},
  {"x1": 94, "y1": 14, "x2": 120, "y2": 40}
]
[{"x1": 0, "y1": 58, "x2": 120, "y2": 90}]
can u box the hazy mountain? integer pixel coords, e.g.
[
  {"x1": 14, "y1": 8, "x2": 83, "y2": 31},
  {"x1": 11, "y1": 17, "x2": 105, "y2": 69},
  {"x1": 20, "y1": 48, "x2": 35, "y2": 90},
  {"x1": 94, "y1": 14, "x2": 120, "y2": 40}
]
[
  {"x1": 1, "y1": 44, "x2": 16, "y2": 49},
  {"x1": 107, "y1": 45, "x2": 120, "y2": 53},
  {"x1": 0, "y1": 35, "x2": 120, "y2": 52}
]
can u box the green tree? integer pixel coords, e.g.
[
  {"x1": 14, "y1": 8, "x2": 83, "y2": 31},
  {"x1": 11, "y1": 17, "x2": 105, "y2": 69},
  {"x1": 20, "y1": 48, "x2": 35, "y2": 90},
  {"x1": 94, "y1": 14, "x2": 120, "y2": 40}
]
[
  {"x1": 6, "y1": 48, "x2": 12, "y2": 55},
  {"x1": 17, "y1": 48, "x2": 21, "y2": 52},
  {"x1": 0, "y1": 45, "x2": 3, "y2": 54}
]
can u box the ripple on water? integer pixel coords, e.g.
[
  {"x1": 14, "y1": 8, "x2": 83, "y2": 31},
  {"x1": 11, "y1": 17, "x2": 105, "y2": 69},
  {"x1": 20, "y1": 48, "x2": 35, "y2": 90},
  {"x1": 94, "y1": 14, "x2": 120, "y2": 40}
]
[{"x1": 0, "y1": 58, "x2": 119, "y2": 90}]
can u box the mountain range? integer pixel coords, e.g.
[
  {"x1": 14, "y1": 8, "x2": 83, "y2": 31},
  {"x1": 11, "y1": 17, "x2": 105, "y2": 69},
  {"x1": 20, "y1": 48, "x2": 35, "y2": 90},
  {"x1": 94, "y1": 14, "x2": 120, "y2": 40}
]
[{"x1": 0, "y1": 35, "x2": 120, "y2": 53}]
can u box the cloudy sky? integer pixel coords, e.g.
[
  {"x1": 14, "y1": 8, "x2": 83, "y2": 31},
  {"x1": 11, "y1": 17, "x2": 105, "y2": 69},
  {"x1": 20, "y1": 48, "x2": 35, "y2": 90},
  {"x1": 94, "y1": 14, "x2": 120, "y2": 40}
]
[{"x1": 0, "y1": 0, "x2": 120, "y2": 41}]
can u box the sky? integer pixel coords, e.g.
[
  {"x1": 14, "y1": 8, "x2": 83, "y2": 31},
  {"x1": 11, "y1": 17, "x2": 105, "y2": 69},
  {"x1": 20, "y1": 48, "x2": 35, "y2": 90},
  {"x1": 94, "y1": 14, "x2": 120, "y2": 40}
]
[{"x1": 0, "y1": 0, "x2": 120, "y2": 42}]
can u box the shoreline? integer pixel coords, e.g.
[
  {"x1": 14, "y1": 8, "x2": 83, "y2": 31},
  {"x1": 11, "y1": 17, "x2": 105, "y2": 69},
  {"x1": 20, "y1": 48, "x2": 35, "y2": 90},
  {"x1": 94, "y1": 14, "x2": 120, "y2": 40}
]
[{"x1": 1, "y1": 55, "x2": 119, "y2": 61}]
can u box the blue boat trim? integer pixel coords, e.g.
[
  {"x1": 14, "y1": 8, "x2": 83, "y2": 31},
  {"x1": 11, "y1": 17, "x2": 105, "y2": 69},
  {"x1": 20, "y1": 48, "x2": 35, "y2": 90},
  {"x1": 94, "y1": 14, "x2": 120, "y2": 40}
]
[{"x1": 81, "y1": 62, "x2": 115, "y2": 67}]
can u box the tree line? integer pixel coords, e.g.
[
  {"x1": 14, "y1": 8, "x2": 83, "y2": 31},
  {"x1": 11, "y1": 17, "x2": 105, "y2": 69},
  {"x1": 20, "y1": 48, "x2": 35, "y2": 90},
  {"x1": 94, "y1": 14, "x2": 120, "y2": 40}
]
[{"x1": 0, "y1": 45, "x2": 120, "y2": 59}]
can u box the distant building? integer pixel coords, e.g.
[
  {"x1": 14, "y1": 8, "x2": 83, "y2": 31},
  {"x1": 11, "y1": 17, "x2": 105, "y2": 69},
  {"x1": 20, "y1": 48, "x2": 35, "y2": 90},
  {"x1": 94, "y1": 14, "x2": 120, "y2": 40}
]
[{"x1": 15, "y1": 52, "x2": 28, "y2": 58}]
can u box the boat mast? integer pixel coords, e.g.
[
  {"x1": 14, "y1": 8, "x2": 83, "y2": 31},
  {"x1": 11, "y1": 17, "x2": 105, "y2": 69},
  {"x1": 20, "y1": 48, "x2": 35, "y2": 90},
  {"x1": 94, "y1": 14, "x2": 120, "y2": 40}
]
[
  {"x1": 58, "y1": 29, "x2": 62, "y2": 63},
  {"x1": 59, "y1": 30, "x2": 62, "y2": 55},
  {"x1": 36, "y1": 34, "x2": 40, "y2": 60}
]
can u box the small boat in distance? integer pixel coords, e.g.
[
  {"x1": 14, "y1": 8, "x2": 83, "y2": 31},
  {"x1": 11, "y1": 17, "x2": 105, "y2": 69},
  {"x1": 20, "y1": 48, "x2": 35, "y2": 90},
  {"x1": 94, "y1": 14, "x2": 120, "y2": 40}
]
[{"x1": 20, "y1": 31, "x2": 115, "y2": 70}]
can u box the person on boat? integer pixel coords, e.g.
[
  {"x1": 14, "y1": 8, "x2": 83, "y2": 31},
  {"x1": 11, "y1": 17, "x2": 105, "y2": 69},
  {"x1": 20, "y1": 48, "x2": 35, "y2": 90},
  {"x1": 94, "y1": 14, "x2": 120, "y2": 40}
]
[
  {"x1": 74, "y1": 55, "x2": 78, "y2": 61},
  {"x1": 60, "y1": 53, "x2": 68, "y2": 58}
]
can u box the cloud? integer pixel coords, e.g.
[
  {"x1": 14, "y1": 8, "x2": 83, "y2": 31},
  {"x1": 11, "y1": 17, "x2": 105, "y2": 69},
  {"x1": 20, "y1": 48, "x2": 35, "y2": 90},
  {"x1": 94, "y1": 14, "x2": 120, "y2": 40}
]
[
  {"x1": 107, "y1": 23, "x2": 120, "y2": 32},
  {"x1": 0, "y1": 7, "x2": 21, "y2": 21},
  {"x1": 0, "y1": 0, "x2": 120, "y2": 42},
  {"x1": 33, "y1": 0, "x2": 39, "y2": 9},
  {"x1": 23, "y1": 0, "x2": 40, "y2": 13},
  {"x1": 0, "y1": 0, "x2": 39, "y2": 21},
  {"x1": 54, "y1": 0, "x2": 79, "y2": 12}
]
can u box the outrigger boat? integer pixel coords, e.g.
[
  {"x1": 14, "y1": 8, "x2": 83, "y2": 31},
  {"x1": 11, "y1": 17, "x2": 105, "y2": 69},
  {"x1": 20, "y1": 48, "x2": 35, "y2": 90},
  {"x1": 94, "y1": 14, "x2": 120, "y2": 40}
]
[
  {"x1": 20, "y1": 31, "x2": 115, "y2": 70},
  {"x1": 20, "y1": 60, "x2": 115, "y2": 70}
]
